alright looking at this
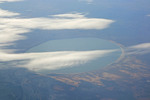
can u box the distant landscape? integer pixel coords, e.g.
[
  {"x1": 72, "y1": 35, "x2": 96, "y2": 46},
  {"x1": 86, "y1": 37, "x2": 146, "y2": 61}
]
[{"x1": 0, "y1": 0, "x2": 150, "y2": 100}]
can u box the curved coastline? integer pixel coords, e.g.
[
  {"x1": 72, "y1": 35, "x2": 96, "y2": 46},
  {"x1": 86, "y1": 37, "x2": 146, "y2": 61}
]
[{"x1": 109, "y1": 40, "x2": 125, "y2": 63}]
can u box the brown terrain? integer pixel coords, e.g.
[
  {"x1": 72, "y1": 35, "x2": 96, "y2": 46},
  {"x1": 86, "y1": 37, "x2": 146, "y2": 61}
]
[{"x1": 47, "y1": 45, "x2": 150, "y2": 100}]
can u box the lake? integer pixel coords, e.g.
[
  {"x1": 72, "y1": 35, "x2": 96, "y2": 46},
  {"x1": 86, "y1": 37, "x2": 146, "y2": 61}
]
[{"x1": 27, "y1": 38, "x2": 122, "y2": 74}]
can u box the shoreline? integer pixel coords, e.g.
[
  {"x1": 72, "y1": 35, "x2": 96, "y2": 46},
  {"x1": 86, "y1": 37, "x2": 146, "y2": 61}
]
[
  {"x1": 33, "y1": 38, "x2": 125, "y2": 75},
  {"x1": 109, "y1": 40, "x2": 125, "y2": 63}
]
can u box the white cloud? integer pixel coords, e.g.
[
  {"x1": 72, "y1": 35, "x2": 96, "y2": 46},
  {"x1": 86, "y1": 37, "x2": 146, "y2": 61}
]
[
  {"x1": 147, "y1": 15, "x2": 150, "y2": 17},
  {"x1": 129, "y1": 43, "x2": 150, "y2": 49},
  {"x1": 0, "y1": 8, "x2": 115, "y2": 72},
  {"x1": 79, "y1": 0, "x2": 93, "y2": 4},
  {"x1": 0, "y1": 9, "x2": 20, "y2": 17},
  {"x1": 127, "y1": 43, "x2": 150, "y2": 55},
  {"x1": 51, "y1": 13, "x2": 86, "y2": 18},
  {"x1": 0, "y1": 12, "x2": 114, "y2": 48},
  {"x1": 0, "y1": 50, "x2": 116, "y2": 71},
  {"x1": 0, "y1": 0, "x2": 22, "y2": 3},
  {"x1": 0, "y1": 26, "x2": 30, "y2": 46},
  {"x1": 1, "y1": 15, "x2": 114, "y2": 30}
]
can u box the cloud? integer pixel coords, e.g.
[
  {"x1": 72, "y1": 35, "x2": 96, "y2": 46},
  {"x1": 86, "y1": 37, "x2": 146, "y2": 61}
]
[
  {"x1": 0, "y1": 7, "x2": 115, "y2": 72},
  {"x1": 0, "y1": 50, "x2": 117, "y2": 71},
  {"x1": 2, "y1": 17, "x2": 114, "y2": 30},
  {"x1": 79, "y1": 0, "x2": 93, "y2": 4},
  {"x1": 1, "y1": 13, "x2": 114, "y2": 30},
  {"x1": 0, "y1": 0, "x2": 22, "y2": 3},
  {"x1": 126, "y1": 43, "x2": 150, "y2": 55},
  {"x1": 51, "y1": 13, "x2": 86, "y2": 18},
  {"x1": 147, "y1": 15, "x2": 150, "y2": 17},
  {"x1": 129, "y1": 43, "x2": 150, "y2": 49},
  {"x1": 0, "y1": 9, "x2": 20, "y2": 17},
  {"x1": 0, "y1": 26, "x2": 30, "y2": 47},
  {"x1": 0, "y1": 12, "x2": 114, "y2": 48}
]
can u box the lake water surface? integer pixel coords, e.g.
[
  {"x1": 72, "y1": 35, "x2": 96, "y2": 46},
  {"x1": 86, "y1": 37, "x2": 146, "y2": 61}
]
[{"x1": 27, "y1": 38, "x2": 122, "y2": 74}]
